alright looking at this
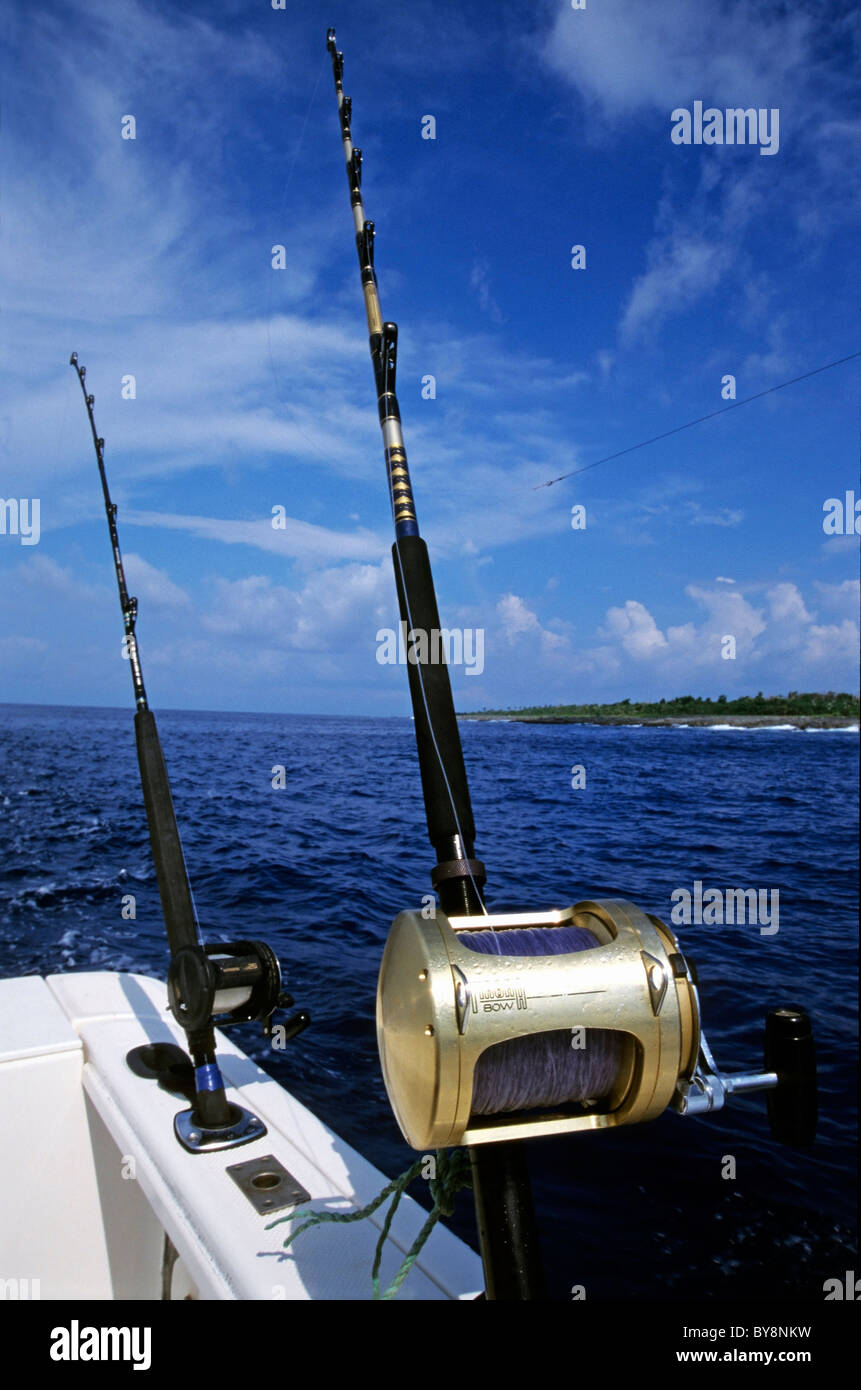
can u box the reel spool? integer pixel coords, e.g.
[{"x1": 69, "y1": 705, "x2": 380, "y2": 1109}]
[{"x1": 376, "y1": 899, "x2": 815, "y2": 1149}]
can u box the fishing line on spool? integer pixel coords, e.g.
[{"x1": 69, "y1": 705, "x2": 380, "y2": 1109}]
[{"x1": 462, "y1": 926, "x2": 623, "y2": 1114}]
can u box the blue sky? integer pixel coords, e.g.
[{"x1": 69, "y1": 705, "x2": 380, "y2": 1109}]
[{"x1": 1, "y1": 0, "x2": 858, "y2": 714}]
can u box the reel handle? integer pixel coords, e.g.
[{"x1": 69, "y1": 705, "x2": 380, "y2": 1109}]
[
  {"x1": 764, "y1": 1006, "x2": 817, "y2": 1147},
  {"x1": 672, "y1": 998, "x2": 817, "y2": 1149}
]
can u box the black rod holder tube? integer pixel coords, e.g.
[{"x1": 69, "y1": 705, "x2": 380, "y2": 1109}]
[
  {"x1": 325, "y1": 29, "x2": 544, "y2": 1300},
  {"x1": 469, "y1": 1146, "x2": 547, "y2": 1301}
]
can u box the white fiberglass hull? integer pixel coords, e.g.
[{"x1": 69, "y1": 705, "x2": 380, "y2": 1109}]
[{"x1": 0, "y1": 971, "x2": 482, "y2": 1301}]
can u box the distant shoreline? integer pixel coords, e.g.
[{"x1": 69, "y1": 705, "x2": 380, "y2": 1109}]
[{"x1": 460, "y1": 714, "x2": 858, "y2": 729}]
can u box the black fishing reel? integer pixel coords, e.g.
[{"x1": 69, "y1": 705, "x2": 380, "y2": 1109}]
[
  {"x1": 127, "y1": 942, "x2": 309, "y2": 1156},
  {"x1": 167, "y1": 940, "x2": 310, "y2": 1042}
]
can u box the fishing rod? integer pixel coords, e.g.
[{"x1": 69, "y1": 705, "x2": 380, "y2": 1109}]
[
  {"x1": 70, "y1": 353, "x2": 308, "y2": 1153},
  {"x1": 325, "y1": 27, "x2": 544, "y2": 1299},
  {"x1": 324, "y1": 31, "x2": 818, "y2": 1302}
]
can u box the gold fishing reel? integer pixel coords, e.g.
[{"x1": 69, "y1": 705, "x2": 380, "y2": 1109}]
[
  {"x1": 377, "y1": 900, "x2": 699, "y2": 1148},
  {"x1": 377, "y1": 898, "x2": 813, "y2": 1150}
]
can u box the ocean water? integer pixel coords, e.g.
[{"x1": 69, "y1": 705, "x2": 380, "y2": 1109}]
[{"x1": 0, "y1": 703, "x2": 857, "y2": 1300}]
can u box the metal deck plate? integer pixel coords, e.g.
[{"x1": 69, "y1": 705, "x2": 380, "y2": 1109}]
[{"x1": 226, "y1": 1154, "x2": 311, "y2": 1215}]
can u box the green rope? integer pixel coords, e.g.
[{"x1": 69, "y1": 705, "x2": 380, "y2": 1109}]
[{"x1": 265, "y1": 1148, "x2": 473, "y2": 1300}]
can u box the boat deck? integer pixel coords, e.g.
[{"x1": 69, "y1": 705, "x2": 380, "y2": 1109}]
[{"x1": 0, "y1": 971, "x2": 482, "y2": 1300}]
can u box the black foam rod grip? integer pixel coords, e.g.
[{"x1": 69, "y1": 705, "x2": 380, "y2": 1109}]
[
  {"x1": 764, "y1": 1006, "x2": 817, "y2": 1147},
  {"x1": 391, "y1": 536, "x2": 477, "y2": 852},
  {"x1": 134, "y1": 708, "x2": 199, "y2": 957}
]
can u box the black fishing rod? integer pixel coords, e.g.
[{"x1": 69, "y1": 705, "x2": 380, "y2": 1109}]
[
  {"x1": 324, "y1": 31, "x2": 818, "y2": 1305},
  {"x1": 70, "y1": 353, "x2": 308, "y2": 1152},
  {"x1": 324, "y1": 29, "x2": 545, "y2": 1300}
]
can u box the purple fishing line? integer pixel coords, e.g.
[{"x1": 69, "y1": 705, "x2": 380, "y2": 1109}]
[{"x1": 462, "y1": 926, "x2": 622, "y2": 1115}]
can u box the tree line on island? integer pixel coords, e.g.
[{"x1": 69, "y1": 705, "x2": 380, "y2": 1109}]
[{"x1": 466, "y1": 692, "x2": 859, "y2": 719}]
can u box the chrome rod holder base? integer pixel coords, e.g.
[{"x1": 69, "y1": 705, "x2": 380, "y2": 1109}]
[{"x1": 175, "y1": 1103, "x2": 266, "y2": 1153}]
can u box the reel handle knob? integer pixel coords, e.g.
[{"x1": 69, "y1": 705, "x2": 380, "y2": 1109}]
[
  {"x1": 764, "y1": 1006, "x2": 817, "y2": 1147},
  {"x1": 261, "y1": 1005, "x2": 311, "y2": 1042},
  {"x1": 280, "y1": 1009, "x2": 311, "y2": 1042}
]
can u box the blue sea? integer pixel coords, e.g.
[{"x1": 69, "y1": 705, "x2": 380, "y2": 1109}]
[{"x1": 0, "y1": 703, "x2": 857, "y2": 1300}]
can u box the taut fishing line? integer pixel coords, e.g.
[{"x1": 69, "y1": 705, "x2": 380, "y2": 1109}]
[{"x1": 534, "y1": 348, "x2": 861, "y2": 490}]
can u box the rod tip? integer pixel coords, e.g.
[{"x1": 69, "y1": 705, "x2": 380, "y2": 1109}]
[{"x1": 69, "y1": 352, "x2": 78, "y2": 365}]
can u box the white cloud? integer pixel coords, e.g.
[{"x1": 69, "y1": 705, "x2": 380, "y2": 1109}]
[
  {"x1": 767, "y1": 582, "x2": 811, "y2": 625},
  {"x1": 740, "y1": 316, "x2": 793, "y2": 381},
  {"x1": 596, "y1": 350, "x2": 615, "y2": 380},
  {"x1": 684, "y1": 584, "x2": 767, "y2": 649},
  {"x1": 203, "y1": 561, "x2": 393, "y2": 656},
  {"x1": 592, "y1": 580, "x2": 858, "y2": 685},
  {"x1": 686, "y1": 501, "x2": 745, "y2": 528},
  {"x1": 542, "y1": 1, "x2": 813, "y2": 117},
  {"x1": 498, "y1": 593, "x2": 541, "y2": 640},
  {"x1": 477, "y1": 578, "x2": 859, "y2": 708},
  {"x1": 539, "y1": 2, "x2": 858, "y2": 346},
  {"x1": 124, "y1": 510, "x2": 385, "y2": 566},
  {"x1": 123, "y1": 554, "x2": 190, "y2": 609},
  {"x1": 496, "y1": 593, "x2": 567, "y2": 655},
  {"x1": 801, "y1": 620, "x2": 860, "y2": 668},
  {"x1": 621, "y1": 237, "x2": 734, "y2": 343},
  {"x1": 470, "y1": 260, "x2": 504, "y2": 324},
  {"x1": 0, "y1": 634, "x2": 49, "y2": 657},
  {"x1": 603, "y1": 600, "x2": 668, "y2": 658},
  {"x1": 12, "y1": 554, "x2": 102, "y2": 604},
  {"x1": 3, "y1": 1, "x2": 286, "y2": 325},
  {"x1": 821, "y1": 535, "x2": 861, "y2": 558},
  {"x1": 813, "y1": 578, "x2": 860, "y2": 616}
]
